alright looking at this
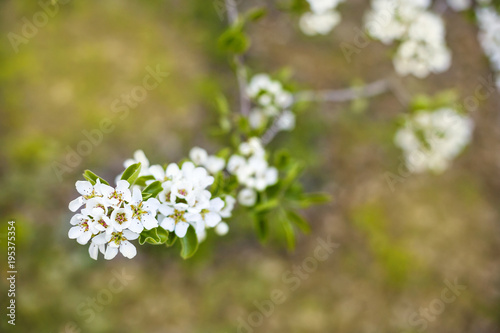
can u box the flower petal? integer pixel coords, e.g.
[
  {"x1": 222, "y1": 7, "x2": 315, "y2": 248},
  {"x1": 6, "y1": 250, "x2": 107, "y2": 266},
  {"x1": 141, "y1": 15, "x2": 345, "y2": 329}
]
[
  {"x1": 175, "y1": 222, "x2": 189, "y2": 238},
  {"x1": 91, "y1": 233, "x2": 108, "y2": 245},
  {"x1": 123, "y1": 230, "x2": 140, "y2": 240},
  {"x1": 160, "y1": 217, "x2": 175, "y2": 232},
  {"x1": 76, "y1": 181, "x2": 93, "y2": 196},
  {"x1": 104, "y1": 246, "x2": 118, "y2": 260},
  {"x1": 69, "y1": 197, "x2": 84, "y2": 212},
  {"x1": 120, "y1": 241, "x2": 137, "y2": 259},
  {"x1": 68, "y1": 226, "x2": 83, "y2": 239},
  {"x1": 205, "y1": 212, "x2": 221, "y2": 228},
  {"x1": 88, "y1": 243, "x2": 99, "y2": 260}
]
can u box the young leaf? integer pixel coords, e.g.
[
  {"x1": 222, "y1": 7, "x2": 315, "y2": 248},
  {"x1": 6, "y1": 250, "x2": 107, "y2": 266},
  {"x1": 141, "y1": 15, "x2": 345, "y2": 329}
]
[
  {"x1": 135, "y1": 175, "x2": 155, "y2": 187},
  {"x1": 138, "y1": 227, "x2": 168, "y2": 245},
  {"x1": 120, "y1": 162, "x2": 141, "y2": 186},
  {"x1": 244, "y1": 7, "x2": 267, "y2": 21},
  {"x1": 179, "y1": 226, "x2": 199, "y2": 259},
  {"x1": 142, "y1": 181, "x2": 163, "y2": 200},
  {"x1": 165, "y1": 231, "x2": 177, "y2": 247},
  {"x1": 218, "y1": 27, "x2": 250, "y2": 54},
  {"x1": 298, "y1": 192, "x2": 332, "y2": 208},
  {"x1": 83, "y1": 170, "x2": 109, "y2": 186},
  {"x1": 253, "y1": 214, "x2": 268, "y2": 242},
  {"x1": 286, "y1": 210, "x2": 311, "y2": 234},
  {"x1": 254, "y1": 198, "x2": 280, "y2": 214},
  {"x1": 281, "y1": 219, "x2": 296, "y2": 251}
]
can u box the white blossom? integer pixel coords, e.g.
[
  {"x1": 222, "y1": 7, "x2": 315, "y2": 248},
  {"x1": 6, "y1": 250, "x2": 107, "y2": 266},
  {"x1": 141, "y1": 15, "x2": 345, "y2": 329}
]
[
  {"x1": 238, "y1": 188, "x2": 257, "y2": 206},
  {"x1": 364, "y1": 0, "x2": 451, "y2": 78},
  {"x1": 446, "y1": 0, "x2": 471, "y2": 11},
  {"x1": 299, "y1": 10, "x2": 341, "y2": 36},
  {"x1": 228, "y1": 138, "x2": 279, "y2": 192},
  {"x1": 476, "y1": 6, "x2": 500, "y2": 83},
  {"x1": 394, "y1": 108, "x2": 474, "y2": 173}
]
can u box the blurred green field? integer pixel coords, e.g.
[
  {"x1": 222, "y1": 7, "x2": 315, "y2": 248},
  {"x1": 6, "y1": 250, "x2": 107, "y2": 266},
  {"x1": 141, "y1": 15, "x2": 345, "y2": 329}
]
[{"x1": 1, "y1": 0, "x2": 500, "y2": 332}]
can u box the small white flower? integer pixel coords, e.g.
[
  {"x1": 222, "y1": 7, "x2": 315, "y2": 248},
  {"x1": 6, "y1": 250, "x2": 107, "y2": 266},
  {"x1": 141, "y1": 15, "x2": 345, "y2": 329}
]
[
  {"x1": 276, "y1": 110, "x2": 296, "y2": 131},
  {"x1": 204, "y1": 156, "x2": 225, "y2": 174},
  {"x1": 238, "y1": 188, "x2": 257, "y2": 206},
  {"x1": 158, "y1": 205, "x2": 199, "y2": 238},
  {"x1": 189, "y1": 147, "x2": 208, "y2": 165},
  {"x1": 300, "y1": 10, "x2": 341, "y2": 36},
  {"x1": 68, "y1": 179, "x2": 103, "y2": 212},
  {"x1": 97, "y1": 180, "x2": 132, "y2": 207},
  {"x1": 215, "y1": 222, "x2": 229, "y2": 236},
  {"x1": 68, "y1": 214, "x2": 97, "y2": 245},
  {"x1": 129, "y1": 187, "x2": 160, "y2": 232},
  {"x1": 93, "y1": 230, "x2": 140, "y2": 260},
  {"x1": 249, "y1": 109, "x2": 267, "y2": 129},
  {"x1": 220, "y1": 195, "x2": 236, "y2": 218},
  {"x1": 110, "y1": 206, "x2": 134, "y2": 232}
]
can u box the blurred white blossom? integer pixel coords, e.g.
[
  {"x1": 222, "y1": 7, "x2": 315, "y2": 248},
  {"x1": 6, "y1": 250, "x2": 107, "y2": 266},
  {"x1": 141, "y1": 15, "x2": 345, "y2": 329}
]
[
  {"x1": 394, "y1": 108, "x2": 473, "y2": 173},
  {"x1": 365, "y1": 0, "x2": 451, "y2": 78}
]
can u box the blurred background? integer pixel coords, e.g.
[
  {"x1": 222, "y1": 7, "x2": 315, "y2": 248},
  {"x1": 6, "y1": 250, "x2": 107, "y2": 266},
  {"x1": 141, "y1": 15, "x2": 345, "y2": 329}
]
[{"x1": 1, "y1": 0, "x2": 500, "y2": 332}]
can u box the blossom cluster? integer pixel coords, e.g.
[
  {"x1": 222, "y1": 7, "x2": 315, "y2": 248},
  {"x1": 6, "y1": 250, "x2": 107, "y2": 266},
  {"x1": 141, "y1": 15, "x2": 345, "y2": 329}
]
[
  {"x1": 228, "y1": 137, "x2": 278, "y2": 206},
  {"x1": 476, "y1": 3, "x2": 500, "y2": 90},
  {"x1": 69, "y1": 150, "x2": 235, "y2": 260},
  {"x1": 69, "y1": 179, "x2": 160, "y2": 260},
  {"x1": 364, "y1": 0, "x2": 451, "y2": 78},
  {"x1": 394, "y1": 108, "x2": 474, "y2": 173},
  {"x1": 246, "y1": 73, "x2": 295, "y2": 131},
  {"x1": 446, "y1": 0, "x2": 471, "y2": 11},
  {"x1": 299, "y1": 0, "x2": 344, "y2": 36}
]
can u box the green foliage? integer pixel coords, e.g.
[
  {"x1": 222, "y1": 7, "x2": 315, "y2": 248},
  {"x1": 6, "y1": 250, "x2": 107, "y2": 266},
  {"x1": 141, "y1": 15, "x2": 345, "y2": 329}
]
[
  {"x1": 120, "y1": 162, "x2": 142, "y2": 185},
  {"x1": 218, "y1": 25, "x2": 250, "y2": 54},
  {"x1": 82, "y1": 170, "x2": 109, "y2": 186},
  {"x1": 139, "y1": 227, "x2": 169, "y2": 245},
  {"x1": 142, "y1": 181, "x2": 163, "y2": 200},
  {"x1": 179, "y1": 225, "x2": 199, "y2": 259}
]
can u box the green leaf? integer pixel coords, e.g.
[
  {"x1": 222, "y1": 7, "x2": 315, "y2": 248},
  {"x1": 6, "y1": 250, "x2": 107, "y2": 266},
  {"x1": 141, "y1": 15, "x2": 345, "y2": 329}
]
[
  {"x1": 298, "y1": 192, "x2": 331, "y2": 208},
  {"x1": 253, "y1": 214, "x2": 268, "y2": 242},
  {"x1": 254, "y1": 198, "x2": 280, "y2": 214},
  {"x1": 120, "y1": 162, "x2": 141, "y2": 186},
  {"x1": 244, "y1": 7, "x2": 267, "y2": 21},
  {"x1": 179, "y1": 226, "x2": 199, "y2": 259},
  {"x1": 215, "y1": 94, "x2": 230, "y2": 115},
  {"x1": 142, "y1": 181, "x2": 163, "y2": 200},
  {"x1": 218, "y1": 27, "x2": 250, "y2": 54},
  {"x1": 135, "y1": 175, "x2": 155, "y2": 187},
  {"x1": 286, "y1": 210, "x2": 311, "y2": 234},
  {"x1": 281, "y1": 162, "x2": 304, "y2": 190},
  {"x1": 210, "y1": 172, "x2": 225, "y2": 197},
  {"x1": 281, "y1": 219, "x2": 296, "y2": 251},
  {"x1": 138, "y1": 227, "x2": 169, "y2": 245},
  {"x1": 165, "y1": 232, "x2": 177, "y2": 247},
  {"x1": 82, "y1": 170, "x2": 109, "y2": 186},
  {"x1": 274, "y1": 149, "x2": 291, "y2": 169}
]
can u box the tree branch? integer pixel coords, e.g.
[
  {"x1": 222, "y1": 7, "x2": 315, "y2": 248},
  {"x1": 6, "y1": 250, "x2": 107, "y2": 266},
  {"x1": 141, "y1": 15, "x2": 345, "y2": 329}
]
[
  {"x1": 293, "y1": 79, "x2": 390, "y2": 103},
  {"x1": 262, "y1": 79, "x2": 398, "y2": 145},
  {"x1": 225, "y1": 0, "x2": 251, "y2": 116}
]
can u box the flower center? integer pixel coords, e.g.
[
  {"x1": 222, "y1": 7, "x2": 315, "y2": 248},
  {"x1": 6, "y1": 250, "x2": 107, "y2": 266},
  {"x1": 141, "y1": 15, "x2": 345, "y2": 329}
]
[
  {"x1": 169, "y1": 209, "x2": 187, "y2": 224},
  {"x1": 115, "y1": 212, "x2": 127, "y2": 225},
  {"x1": 110, "y1": 232, "x2": 125, "y2": 245}
]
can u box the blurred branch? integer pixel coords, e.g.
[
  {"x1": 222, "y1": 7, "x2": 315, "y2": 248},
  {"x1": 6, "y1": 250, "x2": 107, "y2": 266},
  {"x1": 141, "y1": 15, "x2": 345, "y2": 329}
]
[
  {"x1": 225, "y1": 0, "x2": 251, "y2": 117},
  {"x1": 261, "y1": 111, "x2": 285, "y2": 145},
  {"x1": 263, "y1": 77, "x2": 411, "y2": 145},
  {"x1": 293, "y1": 79, "x2": 390, "y2": 103}
]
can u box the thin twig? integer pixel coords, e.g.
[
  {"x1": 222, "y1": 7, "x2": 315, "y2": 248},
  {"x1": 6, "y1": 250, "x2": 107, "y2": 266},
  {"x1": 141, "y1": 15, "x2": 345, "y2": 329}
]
[
  {"x1": 294, "y1": 79, "x2": 389, "y2": 103},
  {"x1": 262, "y1": 79, "x2": 394, "y2": 145},
  {"x1": 225, "y1": 0, "x2": 251, "y2": 116}
]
